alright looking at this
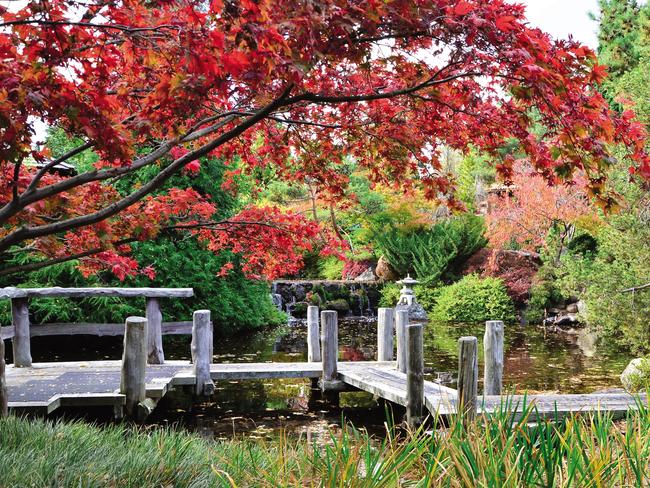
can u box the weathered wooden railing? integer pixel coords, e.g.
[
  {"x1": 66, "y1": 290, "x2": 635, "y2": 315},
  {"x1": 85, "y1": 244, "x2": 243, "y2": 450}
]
[
  {"x1": 0, "y1": 287, "x2": 194, "y2": 367},
  {"x1": 0, "y1": 286, "x2": 197, "y2": 418},
  {"x1": 118, "y1": 310, "x2": 214, "y2": 420},
  {"x1": 306, "y1": 305, "x2": 505, "y2": 428}
]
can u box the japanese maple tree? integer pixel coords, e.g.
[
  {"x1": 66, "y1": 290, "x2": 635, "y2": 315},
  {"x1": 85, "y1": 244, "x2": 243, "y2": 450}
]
[
  {"x1": 485, "y1": 161, "x2": 596, "y2": 256},
  {"x1": 1, "y1": 0, "x2": 649, "y2": 279}
]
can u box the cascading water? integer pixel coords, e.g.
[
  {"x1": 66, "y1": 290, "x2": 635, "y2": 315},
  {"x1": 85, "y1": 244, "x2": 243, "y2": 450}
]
[{"x1": 271, "y1": 280, "x2": 381, "y2": 322}]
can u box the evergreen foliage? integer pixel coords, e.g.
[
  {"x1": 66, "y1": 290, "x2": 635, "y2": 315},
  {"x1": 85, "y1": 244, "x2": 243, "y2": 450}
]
[
  {"x1": 595, "y1": 0, "x2": 643, "y2": 82},
  {"x1": 372, "y1": 215, "x2": 486, "y2": 284}
]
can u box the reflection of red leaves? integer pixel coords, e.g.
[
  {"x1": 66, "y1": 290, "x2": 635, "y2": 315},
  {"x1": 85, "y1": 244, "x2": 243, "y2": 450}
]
[{"x1": 340, "y1": 346, "x2": 367, "y2": 361}]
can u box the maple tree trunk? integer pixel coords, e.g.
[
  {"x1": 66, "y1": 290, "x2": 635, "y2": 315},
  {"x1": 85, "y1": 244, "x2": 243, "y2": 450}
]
[{"x1": 329, "y1": 203, "x2": 344, "y2": 242}]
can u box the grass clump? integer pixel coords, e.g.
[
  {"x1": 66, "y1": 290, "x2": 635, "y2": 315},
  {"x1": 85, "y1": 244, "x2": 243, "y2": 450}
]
[{"x1": 3, "y1": 401, "x2": 650, "y2": 486}]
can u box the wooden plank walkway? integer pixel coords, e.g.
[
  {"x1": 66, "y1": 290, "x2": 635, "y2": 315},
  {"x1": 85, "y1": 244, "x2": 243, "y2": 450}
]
[
  {"x1": 5, "y1": 358, "x2": 646, "y2": 419},
  {"x1": 339, "y1": 366, "x2": 457, "y2": 414},
  {"x1": 478, "y1": 392, "x2": 648, "y2": 419},
  {"x1": 340, "y1": 367, "x2": 647, "y2": 419},
  {"x1": 4, "y1": 360, "x2": 396, "y2": 414}
]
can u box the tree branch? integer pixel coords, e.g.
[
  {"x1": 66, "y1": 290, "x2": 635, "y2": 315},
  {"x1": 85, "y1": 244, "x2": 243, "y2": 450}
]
[
  {"x1": 0, "y1": 85, "x2": 295, "y2": 253},
  {"x1": 0, "y1": 19, "x2": 176, "y2": 35},
  {"x1": 25, "y1": 141, "x2": 95, "y2": 193},
  {"x1": 287, "y1": 71, "x2": 482, "y2": 105},
  {"x1": 621, "y1": 283, "x2": 650, "y2": 293},
  {"x1": 0, "y1": 219, "x2": 294, "y2": 277}
]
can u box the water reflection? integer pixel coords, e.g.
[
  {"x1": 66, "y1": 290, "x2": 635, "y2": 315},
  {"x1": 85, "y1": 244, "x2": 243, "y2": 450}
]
[{"x1": 19, "y1": 318, "x2": 634, "y2": 438}]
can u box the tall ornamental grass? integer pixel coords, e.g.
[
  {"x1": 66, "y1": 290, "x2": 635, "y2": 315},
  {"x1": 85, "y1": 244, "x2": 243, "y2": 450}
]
[{"x1": 1, "y1": 399, "x2": 649, "y2": 487}]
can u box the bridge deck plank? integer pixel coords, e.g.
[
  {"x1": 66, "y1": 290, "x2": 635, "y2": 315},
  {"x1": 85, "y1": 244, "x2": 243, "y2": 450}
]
[{"x1": 4, "y1": 360, "x2": 646, "y2": 420}]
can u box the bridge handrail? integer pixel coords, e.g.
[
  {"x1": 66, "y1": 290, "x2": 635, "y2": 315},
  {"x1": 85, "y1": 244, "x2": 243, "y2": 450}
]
[
  {"x1": 0, "y1": 287, "x2": 193, "y2": 299},
  {"x1": 2, "y1": 286, "x2": 194, "y2": 367}
]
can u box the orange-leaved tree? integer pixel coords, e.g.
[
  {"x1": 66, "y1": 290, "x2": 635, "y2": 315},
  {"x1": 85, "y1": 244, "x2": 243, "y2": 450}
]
[
  {"x1": 486, "y1": 161, "x2": 597, "y2": 258},
  {"x1": 1, "y1": 0, "x2": 648, "y2": 279}
]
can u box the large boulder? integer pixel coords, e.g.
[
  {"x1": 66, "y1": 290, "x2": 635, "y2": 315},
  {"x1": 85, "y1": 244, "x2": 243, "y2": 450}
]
[
  {"x1": 621, "y1": 358, "x2": 650, "y2": 392},
  {"x1": 375, "y1": 256, "x2": 399, "y2": 282},
  {"x1": 324, "y1": 299, "x2": 350, "y2": 313},
  {"x1": 354, "y1": 267, "x2": 376, "y2": 281}
]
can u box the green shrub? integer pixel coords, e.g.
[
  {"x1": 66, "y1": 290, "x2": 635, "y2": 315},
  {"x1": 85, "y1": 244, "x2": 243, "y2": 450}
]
[
  {"x1": 555, "y1": 199, "x2": 650, "y2": 353},
  {"x1": 372, "y1": 214, "x2": 486, "y2": 284},
  {"x1": 432, "y1": 274, "x2": 516, "y2": 323},
  {"x1": 128, "y1": 239, "x2": 286, "y2": 334},
  {"x1": 318, "y1": 255, "x2": 345, "y2": 280},
  {"x1": 623, "y1": 358, "x2": 650, "y2": 392},
  {"x1": 525, "y1": 264, "x2": 565, "y2": 323},
  {"x1": 379, "y1": 282, "x2": 401, "y2": 307},
  {"x1": 415, "y1": 284, "x2": 442, "y2": 312}
]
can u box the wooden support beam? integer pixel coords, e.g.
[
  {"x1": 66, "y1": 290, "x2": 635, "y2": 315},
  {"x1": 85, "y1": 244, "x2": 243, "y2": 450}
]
[
  {"x1": 484, "y1": 320, "x2": 504, "y2": 396},
  {"x1": 191, "y1": 310, "x2": 215, "y2": 396},
  {"x1": 406, "y1": 323, "x2": 424, "y2": 429},
  {"x1": 396, "y1": 309, "x2": 408, "y2": 373},
  {"x1": 0, "y1": 321, "x2": 198, "y2": 339},
  {"x1": 458, "y1": 336, "x2": 478, "y2": 421},
  {"x1": 120, "y1": 316, "x2": 147, "y2": 418},
  {"x1": 377, "y1": 307, "x2": 394, "y2": 362},
  {"x1": 146, "y1": 297, "x2": 164, "y2": 364},
  {"x1": 11, "y1": 298, "x2": 31, "y2": 367},
  {"x1": 307, "y1": 305, "x2": 321, "y2": 362},
  {"x1": 0, "y1": 335, "x2": 7, "y2": 417}
]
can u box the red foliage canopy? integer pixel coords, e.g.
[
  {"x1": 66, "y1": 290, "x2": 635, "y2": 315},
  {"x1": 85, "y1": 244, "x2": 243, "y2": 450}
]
[{"x1": 1, "y1": 0, "x2": 648, "y2": 279}]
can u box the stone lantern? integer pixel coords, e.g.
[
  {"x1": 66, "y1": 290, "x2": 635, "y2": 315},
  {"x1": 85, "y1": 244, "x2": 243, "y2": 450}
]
[
  {"x1": 397, "y1": 274, "x2": 418, "y2": 306},
  {"x1": 395, "y1": 274, "x2": 428, "y2": 321}
]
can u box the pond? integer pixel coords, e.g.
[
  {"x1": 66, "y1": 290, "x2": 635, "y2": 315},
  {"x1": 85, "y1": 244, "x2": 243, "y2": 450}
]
[{"x1": 21, "y1": 319, "x2": 634, "y2": 439}]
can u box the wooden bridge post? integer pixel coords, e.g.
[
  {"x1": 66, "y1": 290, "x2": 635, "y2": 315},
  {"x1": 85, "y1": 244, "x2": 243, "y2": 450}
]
[
  {"x1": 0, "y1": 333, "x2": 7, "y2": 417},
  {"x1": 396, "y1": 309, "x2": 409, "y2": 373},
  {"x1": 146, "y1": 297, "x2": 164, "y2": 364},
  {"x1": 458, "y1": 336, "x2": 478, "y2": 421},
  {"x1": 406, "y1": 323, "x2": 424, "y2": 429},
  {"x1": 484, "y1": 320, "x2": 504, "y2": 396},
  {"x1": 307, "y1": 305, "x2": 321, "y2": 362},
  {"x1": 377, "y1": 307, "x2": 394, "y2": 362},
  {"x1": 120, "y1": 316, "x2": 147, "y2": 418},
  {"x1": 320, "y1": 310, "x2": 344, "y2": 396},
  {"x1": 11, "y1": 298, "x2": 31, "y2": 367},
  {"x1": 192, "y1": 310, "x2": 215, "y2": 396}
]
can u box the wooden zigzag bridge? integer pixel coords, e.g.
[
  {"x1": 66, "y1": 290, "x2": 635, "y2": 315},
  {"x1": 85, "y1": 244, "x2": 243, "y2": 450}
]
[{"x1": 0, "y1": 287, "x2": 646, "y2": 425}]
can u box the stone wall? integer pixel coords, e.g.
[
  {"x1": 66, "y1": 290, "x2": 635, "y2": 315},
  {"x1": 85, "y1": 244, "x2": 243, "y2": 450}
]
[{"x1": 271, "y1": 280, "x2": 381, "y2": 318}]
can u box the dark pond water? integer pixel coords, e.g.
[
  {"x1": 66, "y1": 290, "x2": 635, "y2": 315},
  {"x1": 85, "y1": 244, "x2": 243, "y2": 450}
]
[{"x1": 15, "y1": 319, "x2": 635, "y2": 439}]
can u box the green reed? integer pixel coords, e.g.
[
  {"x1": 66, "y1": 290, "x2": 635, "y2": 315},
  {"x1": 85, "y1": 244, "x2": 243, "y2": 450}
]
[{"x1": 1, "y1": 397, "x2": 649, "y2": 487}]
